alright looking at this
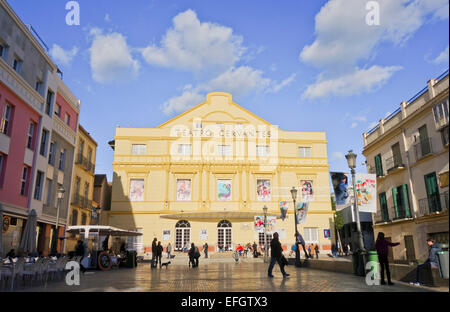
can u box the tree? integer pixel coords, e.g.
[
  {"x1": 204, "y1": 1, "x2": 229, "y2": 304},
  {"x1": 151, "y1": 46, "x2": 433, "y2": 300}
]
[{"x1": 331, "y1": 195, "x2": 344, "y2": 254}]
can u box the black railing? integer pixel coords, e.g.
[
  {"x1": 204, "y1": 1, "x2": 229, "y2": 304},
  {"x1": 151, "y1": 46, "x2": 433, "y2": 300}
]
[
  {"x1": 392, "y1": 206, "x2": 412, "y2": 220},
  {"x1": 413, "y1": 138, "x2": 433, "y2": 161},
  {"x1": 386, "y1": 154, "x2": 405, "y2": 173},
  {"x1": 417, "y1": 193, "x2": 449, "y2": 217},
  {"x1": 71, "y1": 195, "x2": 92, "y2": 209}
]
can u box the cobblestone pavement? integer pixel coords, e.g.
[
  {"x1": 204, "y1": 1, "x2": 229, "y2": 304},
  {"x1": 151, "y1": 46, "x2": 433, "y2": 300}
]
[{"x1": 18, "y1": 259, "x2": 445, "y2": 292}]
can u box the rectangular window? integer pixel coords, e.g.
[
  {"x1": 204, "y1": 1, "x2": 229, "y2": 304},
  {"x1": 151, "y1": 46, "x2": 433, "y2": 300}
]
[
  {"x1": 177, "y1": 144, "x2": 192, "y2": 155},
  {"x1": 12, "y1": 57, "x2": 22, "y2": 74},
  {"x1": 441, "y1": 125, "x2": 449, "y2": 146},
  {"x1": 129, "y1": 179, "x2": 144, "y2": 201},
  {"x1": 0, "y1": 43, "x2": 5, "y2": 58},
  {"x1": 433, "y1": 98, "x2": 449, "y2": 129},
  {"x1": 378, "y1": 192, "x2": 389, "y2": 221},
  {"x1": 65, "y1": 113, "x2": 70, "y2": 126},
  {"x1": 40, "y1": 129, "x2": 49, "y2": 156},
  {"x1": 20, "y1": 166, "x2": 28, "y2": 196},
  {"x1": 44, "y1": 178, "x2": 52, "y2": 206},
  {"x1": 132, "y1": 144, "x2": 146, "y2": 155},
  {"x1": 0, "y1": 153, "x2": 5, "y2": 187},
  {"x1": 77, "y1": 140, "x2": 84, "y2": 164},
  {"x1": 1, "y1": 103, "x2": 12, "y2": 135},
  {"x1": 256, "y1": 145, "x2": 269, "y2": 156},
  {"x1": 217, "y1": 145, "x2": 231, "y2": 156},
  {"x1": 74, "y1": 177, "x2": 80, "y2": 204},
  {"x1": 27, "y1": 122, "x2": 35, "y2": 149},
  {"x1": 304, "y1": 227, "x2": 319, "y2": 243},
  {"x1": 392, "y1": 184, "x2": 411, "y2": 219},
  {"x1": 71, "y1": 210, "x2": 78, "y2": 226},
  {"x1": 55, "y1": 104, "x2": 61, "y2": 117},
  {"x1": 48, "y1": 142, "x2": 56, "y2": 165},
  {"x1": 45, "y1": 90, "x2": 54, "y2": 116},
  {"x1": 424, "y1": 172, "x2": 441, "y2": 213},
  {"x1": 298, "y1": 147, "x2": 311, "y2": 157},
  {"x1": 374, "y1": 154, "x2": 383, "y2": 177},
  {"x1": 59, "y1": 149, "x2": 66, "y2": 171},
  {"x1": 34, "y1": 171, "x2": 44, "y2": 200}
]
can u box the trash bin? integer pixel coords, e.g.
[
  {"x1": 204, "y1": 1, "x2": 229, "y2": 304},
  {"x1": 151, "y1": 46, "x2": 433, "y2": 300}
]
[
  {"x1": 437, "y1": 251, "x2": 449, "y2": 279},
  {"x1": 366, "y1": 251, "x2": 379, "y2": 276},
  {"x1": 126, "y1": 251, "x2": 137, "y2": 268}
]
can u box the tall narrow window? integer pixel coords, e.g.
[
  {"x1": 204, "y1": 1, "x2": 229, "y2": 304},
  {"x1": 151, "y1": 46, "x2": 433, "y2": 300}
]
[
  {"x1": 34, "y1": 171, "x2": 44, "y2": 200},
  {"x1": 40, "y1": 129, "x2": 49, "y2": 156},
  {"x1": 35, "y1": 80, "x2": 43, "y2": 94},
  {"x1": 87, "y1": 148, "x2": 93, "y2": 170},
  {"x1": 59, "y1": 149, "x2": 66, "y2": 171},
  {"x1": 12, "y1": 57, "x2": 22, "y2": 73},
  {"x1": 78, "y1": 140, "x2": 84, "y2": 164},
  {"x1": 55, "y1": 104, "x2": 61, "y2": 117},
  {"x1": 378, "y1": 192, "x2": 389, "y2": 221},
  {"x1": 0, "y1": 43, "x2": 5, "y2": 58},
  {"x1": 1, "y1": 103, "x2": 12, "y2": 135},
  {"x1": 0, "y1": 153, "x2": 5, "y2": 188},
  {"x1": 374, "y1": 154, "x2": 383, "y2": 177},
  {"x1": 392, "y1": 184, "x2": 411, "y2": 219},
  {"x1": 20, "y1": 166, "x2": 29, "y2": 196},
  {"x1": 256, "y1": 145, "x2": 269, "y2": 156},
  {"x1": 65, "y1": 113, "x2": 70, "y2": 126},
  {"x1": 45, "y1": 90, "x2": 54, "y2": 116},
  {"x1": 27, "y1": 122, "x2": 35, "y2": 149},
  {"x1": 74, "y1": 176, "x2": 81, "y2": 204},
  {"x1": 45, "y1": 179, "x2": 53, "y2": 206},
  {"x1": 48, "y1": 142, "x2": 56, "y2": 165}
]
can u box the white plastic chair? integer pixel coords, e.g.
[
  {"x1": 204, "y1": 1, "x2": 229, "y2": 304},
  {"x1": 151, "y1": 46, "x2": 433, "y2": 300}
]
[{"x1": 19, "y1": 259, "x2": 40, "y2": 288}]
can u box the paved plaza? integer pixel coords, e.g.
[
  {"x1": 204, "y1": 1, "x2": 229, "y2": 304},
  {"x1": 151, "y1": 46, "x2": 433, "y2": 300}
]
[{"x1": 17, "y1": 256, "x2": 446, "y2": 292}]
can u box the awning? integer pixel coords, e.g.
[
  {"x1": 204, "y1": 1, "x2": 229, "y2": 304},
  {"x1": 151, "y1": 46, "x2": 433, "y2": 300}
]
[
  {"x1": 160, "y1": 211, "x2": 281, "y2": 222},
  {"x1": 66, "y1": 225, "x2": 142, "y2": 236}
]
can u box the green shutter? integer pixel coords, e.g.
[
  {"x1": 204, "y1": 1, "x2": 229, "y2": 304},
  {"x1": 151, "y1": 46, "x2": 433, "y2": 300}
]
[
  {"x1": 401, "y1": 184, "x2": 411, "y2": 217},
  {"x1": 379, "y1": 192, "x2": 388, "y2": 220},
  {"x1": 375, "y1": 154, "x2": 383, "y2": 177},
  {"x1": 392, "y1": 187, "x2": 399, "y2": 218}
]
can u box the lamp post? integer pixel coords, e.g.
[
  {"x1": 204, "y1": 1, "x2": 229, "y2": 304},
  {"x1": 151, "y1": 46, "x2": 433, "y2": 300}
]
[
  {"x1": 263, "y1": 205, "x2": 268, "y2": 263},
  {"x1": 345, "y1": 150, "x2": 365, "y2": 253},
  {"x1": 290, "y1": 187, "x2": 301, "y2": 267},
  {"x1": 51, "y1": 185, "x2": 65, "y2": 255}
]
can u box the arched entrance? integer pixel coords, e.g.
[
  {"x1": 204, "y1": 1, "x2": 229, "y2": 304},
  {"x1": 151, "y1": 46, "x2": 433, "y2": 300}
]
[
  {"x1": 217, "y1": 220, "x2": 232, "y2": 251},
  {"x1": 175, "y1": 220, "x2": 190, "y2": 251}
]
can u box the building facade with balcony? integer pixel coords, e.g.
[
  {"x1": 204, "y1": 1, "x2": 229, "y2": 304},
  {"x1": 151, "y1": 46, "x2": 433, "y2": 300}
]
[
  {"x1": 66, "y1": 125, "x2": 97, "y2": 252},
  {"x1": 362, "y1": 71, "x2": 449, "y2": 262},
  {"x1": 93, "y1": 174, "x2": 112, "y2": 226},
  {"x1": 109, "y1": 92, "x2": 333, "y2": 254},
  {"x1": 0, "y1": 0, "x2": 80, "y2": 256}
]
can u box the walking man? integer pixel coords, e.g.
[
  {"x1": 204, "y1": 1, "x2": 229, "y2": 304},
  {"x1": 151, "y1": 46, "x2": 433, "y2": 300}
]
[
  {"x1": 203, "y1": 242, "x2": 209, "y2": 259},
  {"x1": 156, "y1": 241, "x2": 163, "y2": 268},
  {"x1": 375, "y1": 232, "x2": 400, "y2": 285},
  {"x1": 151, "y1": 237, "x2": 157, "y2": 268},
  {"x1": 296, "y1": 232, "x2": 310, "y2": 259},
  {"x1": 314, "y1": 244, "x2": 320, "y2": 259},
  {"x1": 252, "y1": 241, "x2": 258, "y2": 258},
  {"x1": 268, "y1": 232, "x2": 289, "y2": 278}
]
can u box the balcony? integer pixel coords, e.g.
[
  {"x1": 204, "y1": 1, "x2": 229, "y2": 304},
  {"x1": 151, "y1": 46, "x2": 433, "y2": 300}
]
[
  {"x1": 392, "y1": 206, "x2": 413, "y2": 221},
  {"x1": 374, "y1": 209, "x2": 391, "y2": 224},
  {"x1": 71, "y1": 195, "x2": 92, "y2": 209},
  {"x1": 417, "y1": 193, "x2": 449, "y2": 218},
  {"x1": 75, "y1": 153, "x2": 95, "y2": 174},
  {"x1": 385, "y1": 154, "x2": 405, "y2": 174},
  {"x1": 413, "y1": 138, "x2": 434, "y2": 162}
]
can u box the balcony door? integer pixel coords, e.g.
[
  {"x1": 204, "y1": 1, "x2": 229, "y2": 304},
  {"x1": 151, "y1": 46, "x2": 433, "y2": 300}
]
[
  {"x1": 419, "y1": 125, "x2": 431, "y2": 156},
  {"x1": 425, "y1": 172, "x2": 441, "y2": 213}
]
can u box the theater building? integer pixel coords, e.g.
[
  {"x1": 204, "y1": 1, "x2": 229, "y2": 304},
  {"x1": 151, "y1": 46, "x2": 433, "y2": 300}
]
[{"x1": 109, "y1": 92, "x2": 333, "y2": 254}]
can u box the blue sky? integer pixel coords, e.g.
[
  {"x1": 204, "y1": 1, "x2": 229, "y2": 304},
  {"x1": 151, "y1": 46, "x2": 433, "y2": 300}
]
[{"x1": 8, "y1": 0, "x2": 449, "y2": 181}]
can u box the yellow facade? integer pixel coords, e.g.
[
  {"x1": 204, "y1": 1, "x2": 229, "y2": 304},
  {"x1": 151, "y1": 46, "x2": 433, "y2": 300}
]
[
  {"x1": 110, "y1": 92, "x2": 334, "y2": 253},
  {"x1": 66, "y1": 125, "x2": 97, "y2": 252}
]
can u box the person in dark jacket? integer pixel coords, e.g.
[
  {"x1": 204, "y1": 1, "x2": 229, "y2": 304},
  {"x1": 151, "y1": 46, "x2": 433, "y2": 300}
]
[
  {"x1": 151, "y1": 237, "x2": 157, "y2": 268},
  {"x1": 252, "y1": 242, "x2": 258, "y2": 258},
  {"x1": 156, "y1": 241, "x2": 163, "y2": 268},
  {"x1": 74, "y1": 240, "x2": 87, "y2": 273},
  {"x1": 375, "y1": 232, "x2": 400, "y2": 285},
  {"x1": 314, "y1": 244, "x2": 320, "y2": 259},
  {"x1": 295, "y1": 232, "x2": 310, "y2": 259},
  {"x1": 203, "y1": 243, "x2": 209, "y2": 259},
  {"x1": 268, "y1": 232, "x2": 289, "y2": 278},
  {"x1": 411, "y1": 238, "x2": 442, "y2": 286},
  {"x1": 188, "y1": 243, "x2": 200, "y2": 268}
]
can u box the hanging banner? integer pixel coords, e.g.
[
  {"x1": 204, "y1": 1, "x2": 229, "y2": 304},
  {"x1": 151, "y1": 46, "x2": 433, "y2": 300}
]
[
  {"x1": 177, "y1": 179, "x2": 192, "y2": 201},
  {"x1": 279, "y1": 201, "x2": 288, "y2": 221},
  {"x1": 296, "y1": 202, "x2": 309, "y2": 224},
  {"x1": 330, "y1": 172, "x2": 351, "y2": 211},
  {"x1": 300, "y1": 180, "x2": 314, "y2": 202},
  {"x1": 256, "y1": 180, "x2": 271, "y2": 201},
  {"x1": 254, "y1": 216, "x2": 276, "y2": 234},
  {"x1": 324, "y1": 229, "x2": 331, "y2": 239},
  {"x1": 218, "y1": 179, "x2": 232, "y2": 201},
  {"x1": 355, "y1": 173, "x2": 377, "y2": 213}
]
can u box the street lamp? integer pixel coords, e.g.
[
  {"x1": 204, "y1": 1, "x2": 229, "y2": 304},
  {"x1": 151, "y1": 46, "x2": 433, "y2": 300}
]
[
  {"x1": 51, "y1": 185, "x2": 65, "y2": 256},
  {"x1": 263, "y1": 205, "x2": 268, "y2": 263},
  {"x1": 290, "y1": 187, "x2": 301, "y2": 267},
  {"x1": 345, "y1": 150, "x2": 365, "y2": 253}
]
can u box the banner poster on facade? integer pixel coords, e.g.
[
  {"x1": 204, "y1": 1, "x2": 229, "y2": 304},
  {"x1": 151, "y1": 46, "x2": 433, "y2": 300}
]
[
  {"x1": 355, "y1": 173, "x2": 377, "y2": 213},
  {"x1": 280, "y1": 201, "x2": 288, "y2": 220},
  {"x1": 177, "y1": 179, "x2": 192, "y2": 201},
  {"x1": 162, "y1": 230, "x2": 171, "y2": 241},
  {"x1": 254, "y1": 216, "x2": 276, "y2": 234},
  {"x1": 257, "y1": 179, "x2": 271, "y2": 201},
  {"x1": 129, "y1": 179, "x2": 145, "y2": 201},
  {"x1": 324, "y1": 229, "x2": 331, "y2": 239},
  {"x1": 300, "y1": 180, "x2": 314, "y2": 202},
  {"x1": 218, "y1": 179, "x2": 232, "y2": 201},
  {"x1": 330, "y1": 172, "x2": 351, "y2": 211},
  {"x1": 296, "y1": 202, "x2": 309, "y2": 224},
  {"x1": 200, "y1": 229, "x2": 208, "y2": 241}
]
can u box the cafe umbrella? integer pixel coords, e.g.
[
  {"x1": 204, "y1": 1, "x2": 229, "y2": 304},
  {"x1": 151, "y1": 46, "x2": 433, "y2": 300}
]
[{"x1": 19, "y1": 209, "x2": 38, "y2": 254}]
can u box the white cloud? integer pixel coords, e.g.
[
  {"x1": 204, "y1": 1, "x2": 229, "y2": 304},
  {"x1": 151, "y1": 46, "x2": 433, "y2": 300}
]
[
  {"x1": 89, "y1": 29, "x2": 140, "y2": 83},
  {"x1": 267, "y1": 73, "x2": 296, "y2": 93},
  {"x1": 303, "y1": 65, "x2": 402, "y2": 99},
  {"x1": 162, "y1": 89, "x2": 204, "y2": 115},
  {"x1": 350, "y1": 122, "x2": 358, "y2": 129},
  {"x1": 300, "y1": 0, "x2": 447, "y2": 98},
  {"x1": 104, "y1": 14, "x2": 111, "y2": 22},
  {"x1": 433, "y1": 45, "x2": 449, "y2": 64},
  {"x1": 141, "y1": 9, "x2": 245, "y2": 72},
  {"x1": 49, "y1": 44, "x2": 78, "y2": 66}
]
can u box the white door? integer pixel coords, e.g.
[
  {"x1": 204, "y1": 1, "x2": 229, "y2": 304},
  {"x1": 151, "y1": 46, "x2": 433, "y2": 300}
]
[
  {"x1": 175, "y1": 228, "x2": 190, "y2": 251},
  {"x1": 217, "y1": 228, "x2": 232, "y2": 251}
]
